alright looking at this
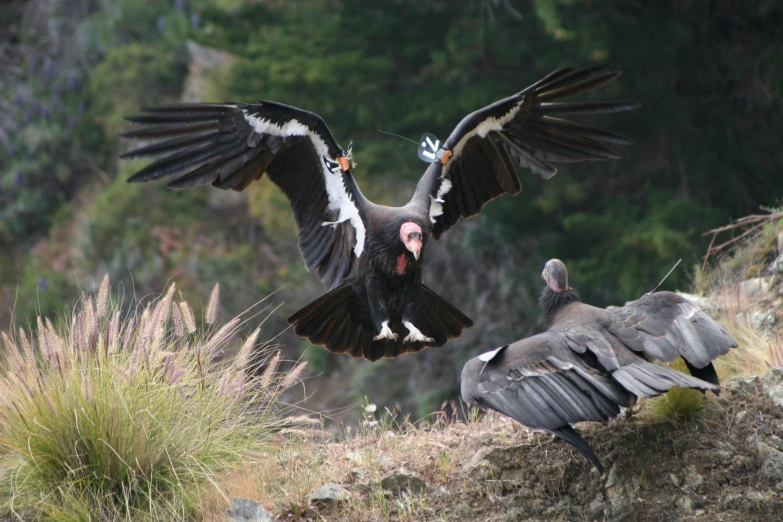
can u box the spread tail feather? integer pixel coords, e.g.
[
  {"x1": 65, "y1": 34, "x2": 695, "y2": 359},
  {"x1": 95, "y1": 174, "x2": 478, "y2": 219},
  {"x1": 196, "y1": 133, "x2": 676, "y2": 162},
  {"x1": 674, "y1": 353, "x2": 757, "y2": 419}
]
[{"x1": 287, "y1": 284, "x2": 473, "y2": 362}]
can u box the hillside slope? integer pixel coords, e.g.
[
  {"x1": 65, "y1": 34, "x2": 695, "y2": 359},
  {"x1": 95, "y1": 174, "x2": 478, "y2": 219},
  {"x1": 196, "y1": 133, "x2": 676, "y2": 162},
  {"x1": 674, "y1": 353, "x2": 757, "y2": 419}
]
[{"x1": 218, "y1": 369, "x2": 783, "y2": 522}]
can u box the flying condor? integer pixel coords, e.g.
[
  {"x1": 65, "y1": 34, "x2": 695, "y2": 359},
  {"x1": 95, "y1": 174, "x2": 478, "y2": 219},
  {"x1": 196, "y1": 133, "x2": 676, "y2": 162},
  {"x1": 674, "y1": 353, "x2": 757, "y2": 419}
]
[
  {"x1": 121, "y1": 66, "x2": 638, "y2": 361},
  {"x1": 461, "y1": 259, "x2": 739, "y2": 473}
]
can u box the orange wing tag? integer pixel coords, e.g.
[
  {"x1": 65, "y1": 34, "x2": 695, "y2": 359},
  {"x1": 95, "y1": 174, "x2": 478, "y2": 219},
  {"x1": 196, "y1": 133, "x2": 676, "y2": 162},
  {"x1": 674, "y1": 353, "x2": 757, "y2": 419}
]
[
  {"x1": 337, "y1": 156, "x2": 351, "y2": 171},
  {"x1": 439, "y1": 150, "x2": 452, "y2": 165}
]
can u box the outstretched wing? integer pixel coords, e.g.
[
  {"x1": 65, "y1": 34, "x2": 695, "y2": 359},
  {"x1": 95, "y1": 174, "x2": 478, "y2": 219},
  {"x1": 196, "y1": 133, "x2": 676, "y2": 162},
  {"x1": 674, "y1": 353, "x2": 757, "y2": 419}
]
[
  {"x1": 414, "y1": 65, "x2": 639, "y2": 239},
  {"x1": 606, "y1": 291, "x2": 738, "y2": 378},
  {"x1": 121, "y1": 102, "x2": 367, "y2": 290}
]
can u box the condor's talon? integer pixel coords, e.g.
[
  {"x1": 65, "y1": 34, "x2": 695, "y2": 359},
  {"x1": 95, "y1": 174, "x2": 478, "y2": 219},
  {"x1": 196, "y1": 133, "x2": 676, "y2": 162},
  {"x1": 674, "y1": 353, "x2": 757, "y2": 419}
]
[
  {"x1": 374, "y1": 321, "x2": 398, "y2": 341},
  {"x1": 403, "y1": 321, "x2": 434, "y2": 343}
]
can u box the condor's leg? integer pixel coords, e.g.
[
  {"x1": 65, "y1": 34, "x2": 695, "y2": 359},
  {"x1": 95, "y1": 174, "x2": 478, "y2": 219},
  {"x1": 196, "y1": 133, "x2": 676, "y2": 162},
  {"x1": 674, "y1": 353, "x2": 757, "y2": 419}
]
[
  {"x1": 401, "y1": 283, "x2": 433, "y2": 343},
  {"x1": 367, "y1": 276, "x2": 398, "y2": 341}
]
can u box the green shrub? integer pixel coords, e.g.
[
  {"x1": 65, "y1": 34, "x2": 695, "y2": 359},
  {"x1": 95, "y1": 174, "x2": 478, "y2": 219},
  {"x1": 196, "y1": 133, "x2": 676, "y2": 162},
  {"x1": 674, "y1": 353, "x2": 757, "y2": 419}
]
[
  {"x1": 651, "y1": 386, "x2": 705, "y2": 421},
  {"x1": 0, "y1": 275, "x2": 306, "y2": 520}
]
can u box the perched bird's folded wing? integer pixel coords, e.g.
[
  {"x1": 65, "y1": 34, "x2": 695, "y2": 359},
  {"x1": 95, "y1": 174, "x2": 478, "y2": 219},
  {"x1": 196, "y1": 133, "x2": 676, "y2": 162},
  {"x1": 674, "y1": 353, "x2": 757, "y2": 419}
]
[
  {"x1": 605, "y1": 291, "x2": 738, "y2": 380},
  {"x1": 413, "y1": 65, "x2": 639, "y2": 239},
  {"x1": 461, "y1": 331, "x2": 632, "y2": 471},
  {"x1": 121, "y1": 102, "x2": 367, "y2": 290}
]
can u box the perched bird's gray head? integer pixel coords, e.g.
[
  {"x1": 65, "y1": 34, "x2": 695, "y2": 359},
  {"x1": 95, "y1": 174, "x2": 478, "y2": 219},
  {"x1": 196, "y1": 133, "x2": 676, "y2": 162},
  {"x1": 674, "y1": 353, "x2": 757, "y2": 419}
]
[{"x1": 542, "y1": 259, "x2": 568, "y2": 293}]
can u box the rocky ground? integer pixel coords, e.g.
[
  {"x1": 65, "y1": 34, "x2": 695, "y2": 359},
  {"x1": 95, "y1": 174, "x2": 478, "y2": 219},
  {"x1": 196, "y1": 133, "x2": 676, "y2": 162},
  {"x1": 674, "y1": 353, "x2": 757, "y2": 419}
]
[{"x1": 216, "y1": 367, "x2": 783, "y2": 522}]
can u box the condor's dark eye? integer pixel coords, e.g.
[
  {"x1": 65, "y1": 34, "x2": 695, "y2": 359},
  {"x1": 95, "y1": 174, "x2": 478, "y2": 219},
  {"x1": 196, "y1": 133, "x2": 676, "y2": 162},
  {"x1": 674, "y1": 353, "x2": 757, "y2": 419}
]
[{"x1": 408, "y1": 231, "x2": 422, "y2": 241}]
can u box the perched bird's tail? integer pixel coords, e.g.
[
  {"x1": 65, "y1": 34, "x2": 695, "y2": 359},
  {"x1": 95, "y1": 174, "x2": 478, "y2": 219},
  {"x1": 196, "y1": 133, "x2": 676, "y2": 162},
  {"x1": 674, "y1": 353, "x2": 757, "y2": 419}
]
[
  {"x1": 288, "y1": 284, "x2": 472, "y2": 362},
  {"x1": 549, "y1": 425, "x2": 605, "y2": 475}
]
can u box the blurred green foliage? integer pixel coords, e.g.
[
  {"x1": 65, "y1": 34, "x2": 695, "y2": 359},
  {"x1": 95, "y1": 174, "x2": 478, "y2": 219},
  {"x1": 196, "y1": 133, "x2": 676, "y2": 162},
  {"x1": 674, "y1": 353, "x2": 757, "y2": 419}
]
[{"x1": 1, "y1": 0, "x2": 781, "y2": 418}]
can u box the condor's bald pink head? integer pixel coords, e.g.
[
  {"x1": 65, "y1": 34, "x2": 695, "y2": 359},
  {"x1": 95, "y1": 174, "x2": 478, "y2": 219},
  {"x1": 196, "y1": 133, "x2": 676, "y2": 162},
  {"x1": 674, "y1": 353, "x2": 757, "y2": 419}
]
[{"x1": 400, "y1": 222, "x2": 423, "y2": 261}]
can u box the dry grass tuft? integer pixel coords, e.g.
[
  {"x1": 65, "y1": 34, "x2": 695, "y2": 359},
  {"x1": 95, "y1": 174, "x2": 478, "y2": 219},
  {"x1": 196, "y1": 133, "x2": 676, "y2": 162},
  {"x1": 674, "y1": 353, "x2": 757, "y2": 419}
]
[{"x1": 0, "y1": 275, "x2": 304, "y2": 521}]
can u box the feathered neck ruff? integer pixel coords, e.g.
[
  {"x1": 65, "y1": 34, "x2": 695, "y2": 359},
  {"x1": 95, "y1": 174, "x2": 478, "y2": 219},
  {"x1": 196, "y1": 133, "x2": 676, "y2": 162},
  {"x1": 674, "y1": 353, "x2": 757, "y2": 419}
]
[{"x1": 539, "y1": 286, "x2": 580, "y2": 326}]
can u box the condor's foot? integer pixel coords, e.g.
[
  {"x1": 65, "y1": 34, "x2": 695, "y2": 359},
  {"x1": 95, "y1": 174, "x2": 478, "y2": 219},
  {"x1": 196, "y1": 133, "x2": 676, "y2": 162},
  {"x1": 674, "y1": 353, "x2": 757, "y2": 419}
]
[
  {"x1": 374, "y1": 321, "x2": 398, "y2": 341},
  {"x1": 403, "y1": 321, "x2": 434, "y2": 344},
  {"x1": 624, "y1": 396, "x2": 640, "y2": 420}
]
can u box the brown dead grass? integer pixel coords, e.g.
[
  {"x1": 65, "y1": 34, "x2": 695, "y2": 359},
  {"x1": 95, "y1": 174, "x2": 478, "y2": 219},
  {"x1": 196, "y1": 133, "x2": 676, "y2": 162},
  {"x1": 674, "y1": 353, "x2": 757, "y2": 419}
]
[{"x1": 200, "y1": 382, "x2": 783, "y2": 522}]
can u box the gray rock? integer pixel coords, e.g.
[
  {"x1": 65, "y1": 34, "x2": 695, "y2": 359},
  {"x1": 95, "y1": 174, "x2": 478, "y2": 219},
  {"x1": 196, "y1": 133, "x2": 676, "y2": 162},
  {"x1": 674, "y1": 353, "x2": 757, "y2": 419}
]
[
  {"x1": 772, "y1": 254, "x2": 783, "y2": 276},
  {"x1": 740, "y1": 277, "x2": 774, "y2": 298},
  {"x1": 724, "y1": 376, "x2": 758, "y2": 396},
  {"x1": 309, "y1": 482, "x2": 348, "y2": 504},
  {"x1": 349, "y1": 467, "x2": 370, "y2": 484},
  {"x1": 683, "y1": 465, "x2": 704, "y2": 491},
  {"x1": 227, "y1": 498, "x2": 278, "y2": 522},
  {"x1": 777, "y1": 231, "x2": 783, "y2": 256},
  {"x1": 758, "y1": 442, "x2": 783, "y2": 481},
  {"x1": 380, "y1": 470, "x2": 426, "y2": 494},
  {"x1": 736, "y1": 410, "x2": 749, "y2": 423},
  {"x1": 669, "y1": 473, "x2": 681, "y2": 488},
  {"x1": 762, "y1": 367, "x2": 783, "y2": 409},
  {"x1": 752, "y1": 309, "x2": 777, "y2": 335},
  {"x1": 675, "y1": 495, "x2": 694, "y2": 511}
]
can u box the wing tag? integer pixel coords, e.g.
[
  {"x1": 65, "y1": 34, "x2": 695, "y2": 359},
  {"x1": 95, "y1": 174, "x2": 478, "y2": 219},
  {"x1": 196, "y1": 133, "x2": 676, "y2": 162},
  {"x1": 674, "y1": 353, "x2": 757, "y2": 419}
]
[{"x1": 417, "y1": 133, "x2": 450, "y2": 164}]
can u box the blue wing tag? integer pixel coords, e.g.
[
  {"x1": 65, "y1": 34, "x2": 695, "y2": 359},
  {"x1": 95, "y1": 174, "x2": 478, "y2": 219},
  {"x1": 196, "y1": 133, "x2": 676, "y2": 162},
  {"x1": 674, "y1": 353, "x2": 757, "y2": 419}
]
[{"x1": 417, "y1": 133, "x2": 446, "y2": 163}]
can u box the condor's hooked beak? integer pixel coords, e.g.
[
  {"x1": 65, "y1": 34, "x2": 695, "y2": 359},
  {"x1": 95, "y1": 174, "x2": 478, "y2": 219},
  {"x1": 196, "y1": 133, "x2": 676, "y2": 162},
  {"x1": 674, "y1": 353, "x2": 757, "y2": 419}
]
[{"x1": 401, "y1": 222, "x2": 423, "y2": 261}]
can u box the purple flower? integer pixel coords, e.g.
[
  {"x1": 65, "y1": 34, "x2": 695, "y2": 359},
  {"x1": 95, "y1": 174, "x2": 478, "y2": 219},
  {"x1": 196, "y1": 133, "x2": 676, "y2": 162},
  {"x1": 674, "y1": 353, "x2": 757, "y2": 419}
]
[
  {"x1": 69, "y1": 116, "x2": 77, "y2": 129},
  {"x1": 44, "y1": 58, "x2": 53, "y2": 78},
  {"x1": 157, "y1": 16, "x2": 166, "y2": 32},
  {"x1": 77, "y1": 99, "x2": 85, "y2": 115},
  {"x1": 69, "y1": 71, "x2": 78, "y2": 91},
  {"x1": 38, "y1": 276, "x2": 48, "y2": 291},
  {"x1": 175, "y1": 0, "x2": 184, "y2": 12},
  {"x1": 29, "y1": 54, "x2": 36, "y2": 75},
  {"x1": 191, "y1": 13, "x2": 200, "y2": 27},
  {"x1": 24, "y1": 109, "x2": 31, "y2": 123},
  {"x1": 14, "y1": 170, "x2": 23, "y2": 187}
]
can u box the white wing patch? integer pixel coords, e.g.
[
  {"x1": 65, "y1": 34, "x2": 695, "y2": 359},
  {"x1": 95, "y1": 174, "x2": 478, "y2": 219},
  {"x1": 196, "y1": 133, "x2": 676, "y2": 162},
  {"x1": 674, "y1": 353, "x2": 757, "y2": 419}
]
[
  {"x1": 242, "y1": 110, "x2": 366, "y2": 258},
  {"x1": 428, "y1": 178, "x2": 452, "y2": 224},
  {"x1": 449, "y1": 101, "x2": 522, "y2": 167}
]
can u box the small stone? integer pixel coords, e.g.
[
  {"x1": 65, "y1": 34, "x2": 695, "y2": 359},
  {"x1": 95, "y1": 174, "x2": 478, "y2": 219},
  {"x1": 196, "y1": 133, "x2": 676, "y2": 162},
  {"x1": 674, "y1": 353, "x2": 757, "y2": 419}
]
[
  {"x1": 227, "y1": 498, "x2": 279, "y2": 522},
  {"x1": 675, "y1": 495, "x2": 694, "y2": 511},
  {"x1": 752, "y1": 309, "x2": 777, "y2": 335},
  {"x1": 684, "y1": 466, "x2": 704, "y2": 491},
  {"x1": 776, "y1": 482, "x2": 783, "y2": 492},
  {"x1": 757, "y1": 442, "x2": 783, "y2": 481},
  {"x1": 694, "y1": 509, "x2": 705, "y2": 516},
  {"x1": 777, "y1": 232, "x2": 783, "y2": 256},
  {"x1": 380, "y1": 470, "x2": 426, "y2": 494},
  {"x1": 309, "y1": 483, "x2": 348, "y2": 504},
  {"x1": 349, "y1": 467, "x2": 370, "y2": 484},
  {"x1": 736, "y1": 410, "x2": 749, "y2": 423},
  {"x1": 724, "y1": 376, "x2": 758, "y2": 396},
  {"x1": 740, "y1": 277, "x2": 773, "y2": 298},
  {"x1": 762, "y1": 367, "x2": 783, "y2": 409},
  {"x1": 669, "y1": 473, "x2": 681, "y2": 488}
]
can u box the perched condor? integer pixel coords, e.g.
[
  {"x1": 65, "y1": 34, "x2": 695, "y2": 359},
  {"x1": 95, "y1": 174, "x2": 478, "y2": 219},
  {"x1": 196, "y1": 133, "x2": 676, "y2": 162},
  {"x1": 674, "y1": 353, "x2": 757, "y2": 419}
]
[
  {"x1": 461, "y1": 259, "x2": 738, "y2": 473},
  {"x1": 121, "y1": 66, "x2": 638, "y2": 361}
]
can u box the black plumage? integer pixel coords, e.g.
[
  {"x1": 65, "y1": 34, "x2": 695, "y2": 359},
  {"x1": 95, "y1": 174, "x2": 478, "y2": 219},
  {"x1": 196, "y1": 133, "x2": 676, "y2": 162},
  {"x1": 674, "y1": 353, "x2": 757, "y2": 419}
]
[
  {"x1": 461, "y1": 259, "x2": 739, "y2": 472},
  {"x1": 122, "y1": 66, "x2": 638, "y2": 361}
]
